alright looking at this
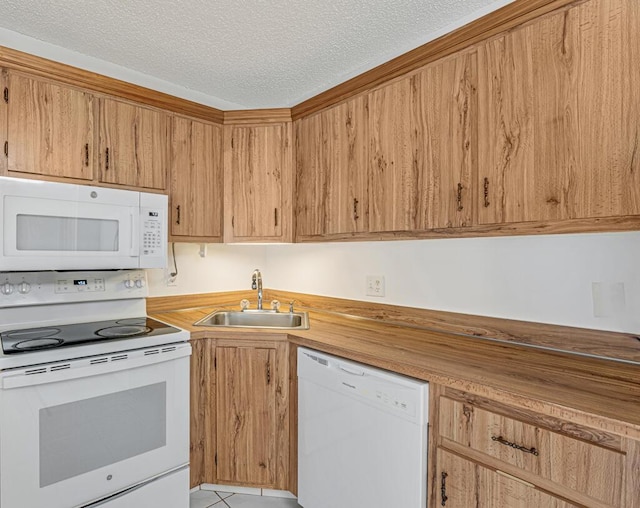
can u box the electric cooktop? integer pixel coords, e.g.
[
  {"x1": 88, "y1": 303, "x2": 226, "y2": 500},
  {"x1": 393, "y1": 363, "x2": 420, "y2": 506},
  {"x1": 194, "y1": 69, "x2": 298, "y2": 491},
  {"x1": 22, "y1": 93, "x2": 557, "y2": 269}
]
[{"x1": 1, "y1": 317, "x2": 181, "y2": 354}]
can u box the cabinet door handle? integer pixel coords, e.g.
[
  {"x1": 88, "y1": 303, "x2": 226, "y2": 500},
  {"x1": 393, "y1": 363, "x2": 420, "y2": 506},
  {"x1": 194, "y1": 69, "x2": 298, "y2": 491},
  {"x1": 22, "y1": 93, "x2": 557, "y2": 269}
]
[
  {"x1": 105, "y1": 148, "x2": 110, "y2": 171},
  {"x1": 274, "y1": 208, "x2": 279, "y2": 227},
  {"x1": 491, "y1": 435, "x2": 539, "y2": 456},
  {"x1": 483, "y1": 177, "x2": 490, "y2": 207},
  {"x1": 456, "y1": 183, "x2": 463, "y2": 211},
  {"x1": 176, "y1": 205, "x2": 181, "y2": 225},
  {"x1": 353, "y1": 198, "x2": 359, "y2": 220},
  {"x1": 84, "y1": 143, "x2": 90, "y2": 167},
  {"x1": 3, "y1": 141, "x2": 7, "y2": 158},
  {"x1": 440, "y1": 472, "x2": 448, "y2": 506},
  {"x1": 266, "y1": 361, "x2": 271, "y2": 385}
]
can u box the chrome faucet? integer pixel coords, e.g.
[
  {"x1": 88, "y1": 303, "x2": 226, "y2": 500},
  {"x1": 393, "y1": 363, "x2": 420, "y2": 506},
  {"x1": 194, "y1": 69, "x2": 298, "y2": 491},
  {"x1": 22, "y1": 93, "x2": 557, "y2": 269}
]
[{"x1": 251, "y1": 269, "x2": 263, "y2": 310}]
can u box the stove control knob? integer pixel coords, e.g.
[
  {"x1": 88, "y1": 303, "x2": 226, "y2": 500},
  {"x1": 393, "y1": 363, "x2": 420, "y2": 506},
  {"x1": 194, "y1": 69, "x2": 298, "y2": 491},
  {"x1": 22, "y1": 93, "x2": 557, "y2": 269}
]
[
  {"x1": 1, "y1": 283, "x2": 14, "y2": 295},
  {"x1": 124, "y1": 279, "x2": 135, "y2": 289},
  {"x1": 135, "y1": 279, "x2": 145, "y2": 289},
  {"x1": 17, "y1": 282, "x2": 31, "y2": 294}
]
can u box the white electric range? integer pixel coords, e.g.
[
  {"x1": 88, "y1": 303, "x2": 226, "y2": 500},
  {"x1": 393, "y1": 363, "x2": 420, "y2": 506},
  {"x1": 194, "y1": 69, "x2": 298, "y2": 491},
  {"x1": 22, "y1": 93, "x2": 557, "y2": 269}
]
[{"x1": 0, "y1": 269, "x2": 191, "y2": 508}]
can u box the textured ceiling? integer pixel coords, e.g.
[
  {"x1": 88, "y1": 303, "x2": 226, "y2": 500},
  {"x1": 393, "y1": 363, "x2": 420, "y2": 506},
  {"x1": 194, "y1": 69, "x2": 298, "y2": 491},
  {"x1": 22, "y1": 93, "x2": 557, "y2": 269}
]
[{"x1": 0, "y1": 0, "x2": 514, "y2": 109}]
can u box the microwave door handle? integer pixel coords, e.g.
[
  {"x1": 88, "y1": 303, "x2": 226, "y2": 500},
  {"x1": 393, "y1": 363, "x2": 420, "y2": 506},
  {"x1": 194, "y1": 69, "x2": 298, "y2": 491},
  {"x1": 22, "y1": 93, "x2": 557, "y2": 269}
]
[{"x1": 130, "y1": 208, "x2": 139, "y2": 256}]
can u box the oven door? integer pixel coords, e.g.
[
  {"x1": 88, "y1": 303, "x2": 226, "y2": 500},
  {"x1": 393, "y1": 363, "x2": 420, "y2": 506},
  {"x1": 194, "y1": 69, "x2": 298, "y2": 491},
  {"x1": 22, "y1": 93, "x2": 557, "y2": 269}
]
[{"x1": 0, "y1": 343, "x2": 190, "y2": 508}]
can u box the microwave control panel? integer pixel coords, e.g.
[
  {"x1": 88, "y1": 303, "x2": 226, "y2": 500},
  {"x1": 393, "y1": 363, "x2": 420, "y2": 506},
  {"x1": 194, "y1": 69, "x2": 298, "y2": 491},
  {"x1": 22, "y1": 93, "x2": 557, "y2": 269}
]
[{"x1": 139, "y1": 192, "x2": 168, "y2": 268}]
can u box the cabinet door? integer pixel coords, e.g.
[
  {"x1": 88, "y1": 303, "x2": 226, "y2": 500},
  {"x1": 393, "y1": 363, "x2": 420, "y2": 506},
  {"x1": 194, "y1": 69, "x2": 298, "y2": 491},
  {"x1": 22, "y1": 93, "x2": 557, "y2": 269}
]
[
  {"x1": 6, "y1": 72, "x2": 94, "y2": 180},
  {"x1": 99, "y1": 98, "x2": 169, "y2": 190},
  {"x1": 369, "y1": 52, "x2": 474, "y2": 232},
  {"x1": 295, "y1": 96, "x2": 369, "y2": 237},
  {"x1": 224, "y1": 123, "x2": 293, "y2": 242},
  {"x1": 171, "y1": 117, "x2": 223, "y2": 240},
  {"x1": 437, "y1": 449, "x2": 579, "y2": 508},
  {"x1": 477, "y1": 0, "x2": 640, "y2": 224},
  {"x1": 216, "y1": 346, "x2": 277, "y2": 486},
  {"x1": 189, "y1": 339, "x2": 215, "y2": 488}
]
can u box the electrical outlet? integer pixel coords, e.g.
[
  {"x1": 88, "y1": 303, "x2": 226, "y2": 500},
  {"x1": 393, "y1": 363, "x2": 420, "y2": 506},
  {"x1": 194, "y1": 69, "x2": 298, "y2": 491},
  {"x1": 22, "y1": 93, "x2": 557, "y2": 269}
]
[
  {"x1": 165, "y1": 268, "x2": 178, "y2": 287},
  {"x1": 366, "y1": 275, "x2": 385, "y2": 297}
]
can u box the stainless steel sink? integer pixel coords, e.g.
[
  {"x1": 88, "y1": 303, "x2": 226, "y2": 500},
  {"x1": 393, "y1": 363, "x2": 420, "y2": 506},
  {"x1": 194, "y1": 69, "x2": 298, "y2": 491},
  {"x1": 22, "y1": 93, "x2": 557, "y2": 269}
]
[{"x1": 194, "y1": 310, "x2": 310, "y2": 329}]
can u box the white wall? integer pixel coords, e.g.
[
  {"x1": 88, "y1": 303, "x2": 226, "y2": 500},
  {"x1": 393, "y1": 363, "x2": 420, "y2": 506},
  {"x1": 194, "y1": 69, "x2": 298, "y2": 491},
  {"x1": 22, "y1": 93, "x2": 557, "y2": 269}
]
[
  {"x1": 149, "y1": 232, "x2": 640, "y2": 334},
  {"x1": 147, "y1": 243, "x2": 267, "y2": 297}
]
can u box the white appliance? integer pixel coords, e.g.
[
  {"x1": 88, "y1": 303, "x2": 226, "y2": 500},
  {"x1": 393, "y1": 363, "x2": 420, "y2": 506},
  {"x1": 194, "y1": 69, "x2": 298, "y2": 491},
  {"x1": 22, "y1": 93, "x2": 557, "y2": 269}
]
[
  {"x1": 297, "y1": 347, "x2": 429, "y2": 508},
  {"x1": 0, "y1": 176, "x2": 167, "y2": 271},
  {"x1": 0, "y1": 269, "x2": 190, "y2": 508}
]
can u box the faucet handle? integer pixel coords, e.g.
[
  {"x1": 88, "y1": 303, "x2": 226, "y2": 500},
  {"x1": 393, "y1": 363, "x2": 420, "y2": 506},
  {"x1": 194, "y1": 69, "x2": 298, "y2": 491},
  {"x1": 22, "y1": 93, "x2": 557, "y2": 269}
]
[
  {"x1": 270, "y1": 300, "x2": 281, "y2": 312},
  {"x1": 240, "y1": 299, "x2": 250, "y2": 311}
]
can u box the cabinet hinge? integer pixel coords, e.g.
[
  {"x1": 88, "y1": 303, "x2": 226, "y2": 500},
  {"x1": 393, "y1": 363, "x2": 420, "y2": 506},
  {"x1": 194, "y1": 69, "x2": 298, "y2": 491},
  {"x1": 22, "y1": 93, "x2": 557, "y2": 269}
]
[
  {"x1": 3, "y1": 141, "x2": 7, "y2": 158},
  {"x1": 3, "y1": 87, "x2": 7, "y2": 104}
]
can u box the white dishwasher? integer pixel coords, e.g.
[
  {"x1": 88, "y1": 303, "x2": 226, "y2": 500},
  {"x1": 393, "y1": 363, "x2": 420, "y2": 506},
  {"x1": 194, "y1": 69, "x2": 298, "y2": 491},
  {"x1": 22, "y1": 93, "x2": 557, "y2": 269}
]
[{"x1": 297, "y1": 347, "x2": 429, "y2": 508}]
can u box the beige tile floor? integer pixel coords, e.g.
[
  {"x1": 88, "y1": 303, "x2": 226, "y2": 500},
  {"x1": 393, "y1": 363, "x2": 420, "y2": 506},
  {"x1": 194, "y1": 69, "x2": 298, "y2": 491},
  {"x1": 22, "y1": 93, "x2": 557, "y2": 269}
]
[{"x1": 190, "y1": 489, "x2": 302, "y2": 508}]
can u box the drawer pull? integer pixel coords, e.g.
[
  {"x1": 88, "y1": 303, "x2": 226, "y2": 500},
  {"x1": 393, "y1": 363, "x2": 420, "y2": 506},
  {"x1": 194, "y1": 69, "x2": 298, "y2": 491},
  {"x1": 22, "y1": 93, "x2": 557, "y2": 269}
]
[
  {"x1": 440, "y1": 471, "x2": 448, "y2": 506},
  {"x1": 492, "y1": 435, "x2": 539, "y2": 456}
]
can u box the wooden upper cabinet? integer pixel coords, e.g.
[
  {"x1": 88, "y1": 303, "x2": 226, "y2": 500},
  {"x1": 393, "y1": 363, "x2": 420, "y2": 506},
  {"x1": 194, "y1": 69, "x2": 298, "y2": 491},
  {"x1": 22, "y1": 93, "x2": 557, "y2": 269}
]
[
  {"x1": 477, "y1": 0, "x2": 640, "y2": 225},
  {"x1": 171, "y1": 116, "x2": 223, "y2": 240},
  {"x1": 295, "y1": 96, "x2": 369, "y2": 238},
  {"x1": 224, "y1": 122, "x2": 293, "y2": 242},
  {"x1": 369, "y1": 51, "x2": 475, "y2": 233},
  {"x1": 99, "y1": 98, "x2": 169, "y2": 190},
  {"x1": 5, "y1": 72, "x2": 94, "y2": 181}
]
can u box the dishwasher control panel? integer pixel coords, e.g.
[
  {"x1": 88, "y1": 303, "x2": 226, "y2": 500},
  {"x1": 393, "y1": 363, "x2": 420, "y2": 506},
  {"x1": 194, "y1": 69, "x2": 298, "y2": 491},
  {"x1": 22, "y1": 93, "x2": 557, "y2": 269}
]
[{"x1": 298, "y1": 347, "x2": 428, "y2": 423}]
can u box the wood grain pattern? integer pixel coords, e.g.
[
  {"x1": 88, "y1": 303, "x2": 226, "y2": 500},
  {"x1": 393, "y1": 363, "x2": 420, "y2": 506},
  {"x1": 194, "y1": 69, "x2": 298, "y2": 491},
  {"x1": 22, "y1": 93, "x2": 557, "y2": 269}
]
[
  {"x1": 215, "y1": 344, "x2": 277, "y2": 487},
  {"x1": 99, "y1": 98, "x2": 169, "y2": 190},
  {"x1": 436, "y1": 448, "x2": 580, "y2": 508},
  {"x1": 415, "y1": 51, "x2": 475, "y2": 228},
  {"x1": 265, "y1": 289, "x2": 640, "y2": 365},
  {"x1": 146, "y1": 290, "x2": 255, "y2": 313},
  {"x1": 291, "y1": 0, "x2": 576, "y2": 120},
  {"x1": 223, "y1": 122, "x2": 293, "y2": 242},
  {"x1": 288, "y1": 343, "x2": 298, "y2": 495},
  {"x1": 224, "y1": 109, "x2": 292, "y2": 124},
  {"x1": 171, "y1": 116, "x2": 223, "y2": 240},
  {"x1": 0, "y1": 45, "x2": 224, "y2": 123},
  {"x1": 368, "y1": 74, "x2": 419, "y2": 232},
  {"x1": 189, "y1": 339, "x2": 208, "y2": 488},
  {"x1": 7, "y1": 72, "x2": 94, "y2": 180},
  {"x1": 477, "y1": 0, "x2": 640, "y2": 224},
  {"x1": 439, "y1": 396, "x2": 624, "y2": 507},
  {"x1": 295, "y1": 95, "x2": 369, "y2": 237},
  {"x1": 0, "y1": 69, "x2": 7, "y2": 176}
]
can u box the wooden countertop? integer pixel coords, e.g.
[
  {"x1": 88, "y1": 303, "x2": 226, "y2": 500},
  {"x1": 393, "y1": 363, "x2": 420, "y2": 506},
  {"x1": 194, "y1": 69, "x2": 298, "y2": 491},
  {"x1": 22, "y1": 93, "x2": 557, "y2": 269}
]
[{"x1": 151, "y1": 301, "x2": 640, "y2": 438}]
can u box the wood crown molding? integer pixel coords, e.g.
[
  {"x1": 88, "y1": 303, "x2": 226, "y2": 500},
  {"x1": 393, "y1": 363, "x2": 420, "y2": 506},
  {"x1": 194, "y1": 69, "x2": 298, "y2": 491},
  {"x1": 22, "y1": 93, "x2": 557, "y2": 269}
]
[
  {"x1": 0, "y1": 45, "x2": 224, "y2": 124},
  {"x1": 291, "y1": 0, "x2": 576, "y2": 120},
  {"x1": 223, "y1": 109, "x2": 292, "y2": 125}
]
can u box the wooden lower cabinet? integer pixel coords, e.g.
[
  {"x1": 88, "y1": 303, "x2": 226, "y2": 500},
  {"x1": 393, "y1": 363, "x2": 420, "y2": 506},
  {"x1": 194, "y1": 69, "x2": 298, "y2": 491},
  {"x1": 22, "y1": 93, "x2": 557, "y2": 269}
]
[
  {"x1": 189, "y1": 337, "x2": 289, "y2": 490},
  {"x1": 436, "y1": 448, "x2": 578, "y2": 508},
  {"x1": 432, "y1": 386, "x2": 639, "y2": 508}
]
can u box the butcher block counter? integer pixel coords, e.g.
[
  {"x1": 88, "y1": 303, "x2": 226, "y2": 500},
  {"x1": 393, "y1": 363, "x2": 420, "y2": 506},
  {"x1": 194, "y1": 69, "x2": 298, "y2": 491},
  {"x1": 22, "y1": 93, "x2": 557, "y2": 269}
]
[{"x1": 148, "y1": 290, "x2": 640, "y2": 507}]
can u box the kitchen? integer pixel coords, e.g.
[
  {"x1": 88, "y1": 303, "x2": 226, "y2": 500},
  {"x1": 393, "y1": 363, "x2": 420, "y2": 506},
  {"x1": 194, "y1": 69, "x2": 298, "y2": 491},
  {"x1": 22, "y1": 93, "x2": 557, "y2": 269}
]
[{"x1": 0, "y1": 0, "x2": 639, "y2": 507}]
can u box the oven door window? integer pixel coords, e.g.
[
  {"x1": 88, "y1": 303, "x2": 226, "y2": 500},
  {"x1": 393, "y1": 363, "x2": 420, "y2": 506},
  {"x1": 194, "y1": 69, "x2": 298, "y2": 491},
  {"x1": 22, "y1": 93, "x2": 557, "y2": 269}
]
[{"x1": 39, "y1": 382, "x2": 166, "y2": 487}]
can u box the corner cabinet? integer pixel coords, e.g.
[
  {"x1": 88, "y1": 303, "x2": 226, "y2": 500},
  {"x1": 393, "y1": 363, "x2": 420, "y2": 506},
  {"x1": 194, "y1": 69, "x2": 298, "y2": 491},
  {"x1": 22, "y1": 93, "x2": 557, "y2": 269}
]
[
  {"x1": 3, "y1": 71, "x2": 95, "y2": 181},
  {"x1": 432, "y1": 386, "x2": 640, "y2": 508},
  {"x1": 223, "y1": 121, "x2": 294, "y2": 243},
  {"x1": 189, "y1": 337, "x2": 290, "y2": 490},
  {"x1": 99, "y1": 97, "x2": 170, "y2": 190},
  {"x1": 170, "y1": 116, "x2": 223, "y2": 241}
]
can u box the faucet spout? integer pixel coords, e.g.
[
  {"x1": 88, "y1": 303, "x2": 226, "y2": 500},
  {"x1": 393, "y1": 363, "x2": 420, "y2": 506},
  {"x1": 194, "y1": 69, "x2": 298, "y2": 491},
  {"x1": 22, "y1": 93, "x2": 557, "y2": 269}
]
[{"x1": 252, "y1": 269, "x2": 263, "y2": 310}]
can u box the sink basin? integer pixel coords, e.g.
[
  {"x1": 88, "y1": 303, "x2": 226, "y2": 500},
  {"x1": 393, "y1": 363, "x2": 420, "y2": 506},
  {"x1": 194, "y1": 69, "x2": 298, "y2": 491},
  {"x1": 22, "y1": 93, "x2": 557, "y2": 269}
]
[{"x1": 194, "y1": 310, "x2": 310, "y2": 330}]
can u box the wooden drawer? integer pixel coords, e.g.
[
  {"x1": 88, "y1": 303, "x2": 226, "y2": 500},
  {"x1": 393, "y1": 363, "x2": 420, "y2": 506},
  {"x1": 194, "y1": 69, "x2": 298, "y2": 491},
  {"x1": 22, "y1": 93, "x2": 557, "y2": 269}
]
[{"x1": 438, "y1": 395, "x2": 625, "y2": 507}]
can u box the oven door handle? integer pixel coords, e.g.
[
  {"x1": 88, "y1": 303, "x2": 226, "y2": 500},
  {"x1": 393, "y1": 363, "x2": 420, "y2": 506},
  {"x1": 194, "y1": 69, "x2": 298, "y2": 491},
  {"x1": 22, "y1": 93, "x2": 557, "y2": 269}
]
[{"x1": 1, "y1": 343, "x2": 191, "y2": 390}]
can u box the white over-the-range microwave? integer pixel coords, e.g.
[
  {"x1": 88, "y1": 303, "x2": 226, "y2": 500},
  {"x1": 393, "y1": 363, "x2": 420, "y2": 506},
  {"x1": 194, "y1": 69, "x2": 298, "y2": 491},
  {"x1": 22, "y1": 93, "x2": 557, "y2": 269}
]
[{"x1": 0, "y1": 176, "x2": 168, "y2": 271}]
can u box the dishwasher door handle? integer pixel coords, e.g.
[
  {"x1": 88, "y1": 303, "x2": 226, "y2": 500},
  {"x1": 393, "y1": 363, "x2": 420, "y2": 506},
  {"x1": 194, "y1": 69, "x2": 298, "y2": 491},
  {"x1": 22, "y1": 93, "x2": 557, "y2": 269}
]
[{"x1": 338, "y1": 364, "x2": 366, "y2": 376}]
